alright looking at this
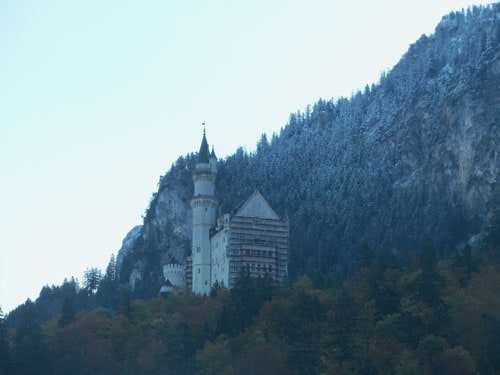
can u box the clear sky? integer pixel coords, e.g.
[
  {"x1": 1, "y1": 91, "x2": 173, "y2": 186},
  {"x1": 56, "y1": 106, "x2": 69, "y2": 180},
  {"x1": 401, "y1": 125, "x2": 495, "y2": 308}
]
[{"x1": 0, "y1": 0, "x2": 494, "y2": 314}]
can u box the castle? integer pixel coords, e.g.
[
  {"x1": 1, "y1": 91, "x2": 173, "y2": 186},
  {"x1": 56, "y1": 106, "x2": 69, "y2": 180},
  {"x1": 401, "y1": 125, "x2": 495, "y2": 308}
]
[{"x1": 160, "y1": 130, "x2": 288, "y2": 295}]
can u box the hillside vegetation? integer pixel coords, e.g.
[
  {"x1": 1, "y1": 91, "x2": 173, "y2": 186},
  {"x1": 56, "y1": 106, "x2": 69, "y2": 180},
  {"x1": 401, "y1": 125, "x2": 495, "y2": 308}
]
[{"x1": 2, "y1": 219, "x2": 500, "y2": 373}]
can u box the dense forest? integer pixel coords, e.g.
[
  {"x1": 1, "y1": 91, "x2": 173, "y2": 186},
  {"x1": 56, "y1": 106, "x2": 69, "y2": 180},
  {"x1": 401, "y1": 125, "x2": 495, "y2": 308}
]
[
  {"x1": 2, "y1": 4, "x2": 500, "y2": 374},
  {"x1": 1, "y1": 216, "x2": 500, "y2": 374}
]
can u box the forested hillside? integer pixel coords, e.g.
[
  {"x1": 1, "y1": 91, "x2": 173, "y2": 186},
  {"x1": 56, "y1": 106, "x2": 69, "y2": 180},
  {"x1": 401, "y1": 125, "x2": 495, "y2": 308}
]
[
  {"x1": 2, "y1": 215, "x2": 500, "y2": 374},
  {"x1": 118, "y1": 4, "x2": 500, "y2": 297}
]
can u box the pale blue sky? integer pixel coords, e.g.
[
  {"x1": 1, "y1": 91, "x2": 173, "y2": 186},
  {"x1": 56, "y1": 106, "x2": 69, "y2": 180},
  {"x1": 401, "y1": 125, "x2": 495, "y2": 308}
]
[{"x1": 0, "y1": 0, "x2": 493, "y2": 313}]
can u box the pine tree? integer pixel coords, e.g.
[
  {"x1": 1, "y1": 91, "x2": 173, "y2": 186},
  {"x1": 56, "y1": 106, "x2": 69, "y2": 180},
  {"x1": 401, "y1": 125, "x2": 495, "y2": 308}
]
[
  {"x1": 414, "y1": 234, "x2": 448, "y2": 334},
  {"x1": 217, "y1": 270, "x2": 274, "y2": 336},
  {"x1": 83, "y1": 267, "x2": 102, "y2": 296},
  {"x1": 356, "y1": 242, "x2": 375, "y2": 268},
  {"x1": 0, "y1": 306, "x2": 13, "y2": 374},
  {"x1": 96, "y1": 255, "x2": 120, "y2": 309},
  {"x1": 12, "y1": 300, "x2": 51, "y2": 374},
  {"x1": 58, "y1": 297, "x2": 75, "y2": 328},
  {"x1": 484, "y1": 210, "x2": 500, "y2": 252}
]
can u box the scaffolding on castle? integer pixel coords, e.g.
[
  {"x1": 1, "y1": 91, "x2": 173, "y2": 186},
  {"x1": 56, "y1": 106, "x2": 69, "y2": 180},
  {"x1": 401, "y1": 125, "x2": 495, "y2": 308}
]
[{"x1": 225, "y1": 215, "x2": 288, "y2": 288}]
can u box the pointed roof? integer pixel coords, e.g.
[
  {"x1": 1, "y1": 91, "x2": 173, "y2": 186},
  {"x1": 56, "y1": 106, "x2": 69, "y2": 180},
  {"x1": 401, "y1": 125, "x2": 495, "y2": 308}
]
[
  {"x1": 197, "y1": 129, "x2": 210, "y2": 163},
  {"x1": 210, "y1": 145, "x2": 217, "y2": 160},
  {"x1": 235, "y1": 189, "x2": 280, "y2": 220}
]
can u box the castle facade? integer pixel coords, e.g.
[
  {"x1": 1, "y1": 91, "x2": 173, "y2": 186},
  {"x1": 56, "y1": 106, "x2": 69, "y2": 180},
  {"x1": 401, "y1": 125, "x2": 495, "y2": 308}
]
[{"x1": 161, "y1": 131, "x2": 288, "y2": 295}]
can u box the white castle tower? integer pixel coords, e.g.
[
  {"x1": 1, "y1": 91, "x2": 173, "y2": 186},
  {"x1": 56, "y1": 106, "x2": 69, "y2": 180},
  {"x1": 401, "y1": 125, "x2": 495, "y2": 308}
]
[{"x1": 190, "y1": 129, "x2": 217, "y2": 295}]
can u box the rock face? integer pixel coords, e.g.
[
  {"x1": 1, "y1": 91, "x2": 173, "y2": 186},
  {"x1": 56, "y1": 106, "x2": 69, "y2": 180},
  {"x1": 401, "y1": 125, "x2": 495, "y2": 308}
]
[
  {"x1": 118, "y1": 5, "x2": 500, "y2": 296},
  {"x1": 361, "y1": 6, "x2": 500, "y2": 253},
  {"x1": 116, "y1": 225, "x2": 142, "y2": 271},
  {"x1": 117, "y1": 158, "x2": 194, "y2": 295},
  {"x1": 142, "y1": 189, "x2": 191, "y2": 265},
  {"x1": 369, "y1": 7, "x2": 497, "y2": 254}
]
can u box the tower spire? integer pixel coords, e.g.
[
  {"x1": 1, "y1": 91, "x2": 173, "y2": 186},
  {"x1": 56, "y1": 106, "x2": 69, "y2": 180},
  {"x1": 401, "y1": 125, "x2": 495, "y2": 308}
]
[{"x1": 197, "y1": 123, "x2": 210, "y2": 163}]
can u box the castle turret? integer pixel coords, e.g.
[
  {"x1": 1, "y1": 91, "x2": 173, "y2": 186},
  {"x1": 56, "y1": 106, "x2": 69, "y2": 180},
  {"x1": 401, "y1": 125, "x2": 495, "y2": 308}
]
[
  {"x1": 209, "y1": 145, "x2": 217, "y2": 173},
  {"x1": 190, "y1": 129, "x2": 217, "y2": 295}
]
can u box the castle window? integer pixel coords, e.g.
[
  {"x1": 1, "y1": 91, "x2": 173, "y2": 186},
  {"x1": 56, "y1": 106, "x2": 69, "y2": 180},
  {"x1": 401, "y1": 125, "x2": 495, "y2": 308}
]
[
  {"x1": 198, "y1": 268, "x2": 200, "y2": 274},
  {"x1": 205, "y1": 280, "x2": 208, "y2": 285}
]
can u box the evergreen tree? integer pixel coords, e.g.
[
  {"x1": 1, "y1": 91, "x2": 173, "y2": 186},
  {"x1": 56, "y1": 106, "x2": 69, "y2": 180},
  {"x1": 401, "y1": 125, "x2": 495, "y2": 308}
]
[
  {"x1": 481, "y1": 314, "x2": 500, "y2": 374},
  {"x1": 83, "y1": 267, "x2": 102, "y2": 296},
  {"x1": 210, "y1": 279, "x2": 223, "y2": 298},
  {"x1": 452, "y1": 243, "x2": 480, "y2": 286},
  {"x1": 331, "y1": 286, "x2": 358, "y2": 361},
  {"x1": 462, "y1": 244, "x2": 476, "y2": 279},
  {"x1": 0, "y1": 306, "x2": 13, "y2": 374},
  {"x1": 410, "y1": 234, "x2": 449, "y2": 336},
  {"x1": 118, "y1": 290, "x2": 132, "y2": 317},
  {"x1": 58, "y1": 297, "x2": 75, "y2": 328},
  {"x1": 12, "y1": 300, "x2": 51, "y2": 375},
  {"x1": 217, "y1": 270, "x2": 274, "y2": 336},
  {"x1": 417, "y1": 234, "x2": 442, "y2": 306},
  {"x1": 356, "y1": 242, "x2": 375, "y2": 268},
  {"x1": 484, "y1": 209, "x2": 500, "y2": 252},
  {"x1": 95, "y1": 255, "x2": 120, "y2": 309}
]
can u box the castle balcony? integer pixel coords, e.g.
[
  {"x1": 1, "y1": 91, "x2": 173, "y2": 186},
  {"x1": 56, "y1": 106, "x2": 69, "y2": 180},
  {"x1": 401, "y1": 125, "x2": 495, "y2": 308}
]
[
  {"x1": 190, "y1": 195, "x2": 218, "y2": 208},
  {"x1": 193, "y1": 165, "x2": 215, "y2": 176}
]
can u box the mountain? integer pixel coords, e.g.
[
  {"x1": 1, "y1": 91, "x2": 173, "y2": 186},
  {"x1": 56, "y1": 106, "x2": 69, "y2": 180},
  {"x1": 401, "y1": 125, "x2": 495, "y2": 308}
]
[{"x1": 118, "y1": 4, "x2": 500, "y2": 298}]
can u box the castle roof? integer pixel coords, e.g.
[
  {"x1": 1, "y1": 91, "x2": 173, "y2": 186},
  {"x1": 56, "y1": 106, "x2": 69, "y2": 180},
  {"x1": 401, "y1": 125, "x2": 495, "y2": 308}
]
[
  {"x1": 235, "y1": 189, "x2": 280, "y2": 220},
  {"x1": 197, "y1": 129, "x2": 210, "y2": 163},
  {"x1": 210, "y1": 145, "x2": 217, "y2": 160}
]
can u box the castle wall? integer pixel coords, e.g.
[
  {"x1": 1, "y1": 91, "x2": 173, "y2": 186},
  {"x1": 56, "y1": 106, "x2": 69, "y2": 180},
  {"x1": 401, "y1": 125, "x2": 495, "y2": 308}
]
[
  {"x1": 163, "y1": 264, "x2": 185, "y2": 287},
  {"x1": 210, "y1": 229, "x2": 230, "y2": 288}
]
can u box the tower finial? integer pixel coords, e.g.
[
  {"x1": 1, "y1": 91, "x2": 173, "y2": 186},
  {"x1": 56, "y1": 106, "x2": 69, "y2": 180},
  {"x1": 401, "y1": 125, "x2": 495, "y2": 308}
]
[
  {"x1": 202, "y1": 121, "x2": 206, "y2": 136},
  {"x1": 197, "y1": 122, "x2": 210, "y2": 163}
]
